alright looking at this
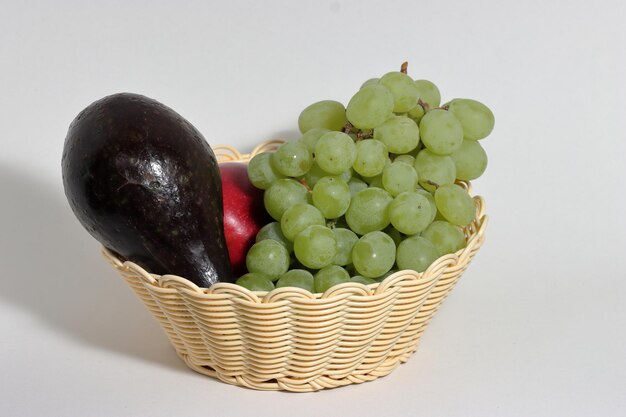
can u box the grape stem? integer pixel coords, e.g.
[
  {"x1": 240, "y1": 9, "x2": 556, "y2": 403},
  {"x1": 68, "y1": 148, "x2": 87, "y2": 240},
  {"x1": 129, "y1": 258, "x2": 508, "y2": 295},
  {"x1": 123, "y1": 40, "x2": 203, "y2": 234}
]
[
  {"x1": 356, "y1": 130, "x2": 373, "y2": 140},
  {"x1": 400, "y1": 61, "x2": 408, "y2": 74},
  {"x1": 418, "y1": 98, "x2": 430, "y2": 112},
  {"x1": 342, "y1": 123, "x2": 373, "y2": 141},
  {"x1": 298, "y1": 178, "x2": 312, "y2": 191}
]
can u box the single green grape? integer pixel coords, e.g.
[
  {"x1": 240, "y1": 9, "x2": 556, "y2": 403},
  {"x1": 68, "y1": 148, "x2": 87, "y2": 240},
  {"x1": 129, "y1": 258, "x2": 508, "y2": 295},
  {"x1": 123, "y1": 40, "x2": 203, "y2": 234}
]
[
  {"x1": 314, "y1": 265, "x2": 351, "y2": 292},
  {"x1": 293, "y1": 225, "x2": 337, "y2": 269},
  {"x1": 416, "y1": 189, "x2": 437, "y2": 224},
  {"x1": 304, "y1": 162, "x2": 351, "y2": 188},
  {"x1": 276, "y1": 269, "x2": 314, "y2": 291},
  {"x1": 351, "y1": 231, "x2": 396, "y2": 278},
  {"x1": 388, "y1": 191, "x2": 432, "y2": 235},
  {"x1": 434, "y1": 184, "x2": 476, "y2": 226},
  {"x1": 264, "y1": 179, "x2": 309, "y2": 221},
  {"x1": 396, "y1": 236, "x2": 439, "y2": 272},
  {"x1": 446, "y1": 98, "x2": 495, "y2": 140},
  {"x1": 246, "y1": 240, "x2": 290, "y2": 280},
  {"x1": 373, "y1": 115, "x2": 420, "y2": 154},
  {"x1": 332, "y1": 227, "x2": 359, "y2": 266},
  {"x1": 422, "y1": 221, "x2": 466, "y2": 256},
  {"x1": 379, "y1": 71, "x2": 420, "y2": 113},
  {"x1": 394, "y1": 154, "x2": 415, "y2": 166},
  {"x1": 270, "y1": 141, "x2": 313, "y2": 177},
  {"x1": 414, "y1": 80, "x2": 441, "y2": 109},
  {"x1": 345, "y1": 187, "x2": 392, "y2": 235},
  {"x1": 280, "y1": 203, "x2": 325, "y2": 241},
  {"x1": 346, "y1": 84, "x2": 394, "y2": 130},
  {"x1": 419, "y1": 109, "x2": 463, "y2": 155},
  {"x1": 382, "y1": 161, "x2": 418, "y2": 197},
  {"x1": 298, "y1": 100, "x2": 347, "y2": 133},
  {"x1": 247, "y1": 152, "x2": 285, "y2": 190},
  {"x1": 353, "y1": 139, "x2": 389, "y2": 177},
  {"x1": 299, "y1": 127, "x2": 330, "y2": 153},
  {"x1": 348, "y1": 177, "x2": 368, "y2": 196},
  {"x1": 351, "y1": 276, "x2": 377, "y2": 285},
  {"x1": 256, "y1": 221, "x2": 293, "y2": 253},
  {"x1": 314, "y1": 131, "x2": 357, "y2": 174},
  {"x1": 407, "y1": 104, "x2": 425, "y2": 124},
  {"x1": 312, "y1": 176, "x2": 351, "y2": 219},
  {"x1": 236, "y1": 273, "x2": 275, "y2": 291},
  {"x1": 414, "y1": 149, "x2": 456, "y2": 192},
  {"x1": 360, "y1": 78, "x2": 380, "y2": 89},
  {"x1": 450, "y1": 140, "x2": 488, "y2": 180}
]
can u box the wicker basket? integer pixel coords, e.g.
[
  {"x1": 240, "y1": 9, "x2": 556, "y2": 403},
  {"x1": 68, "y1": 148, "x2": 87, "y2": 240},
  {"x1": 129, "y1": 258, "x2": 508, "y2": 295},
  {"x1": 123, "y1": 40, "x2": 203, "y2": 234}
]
[{"x1": 102, "y1": 140, "x2": 488, "y2": 392}]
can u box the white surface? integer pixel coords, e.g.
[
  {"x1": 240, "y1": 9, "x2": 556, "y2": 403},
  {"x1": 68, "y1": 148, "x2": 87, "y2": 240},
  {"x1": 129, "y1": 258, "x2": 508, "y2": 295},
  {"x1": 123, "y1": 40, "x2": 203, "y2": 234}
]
[{"x1": 1, "y1": 1, "x2": 625, "y2": 416}]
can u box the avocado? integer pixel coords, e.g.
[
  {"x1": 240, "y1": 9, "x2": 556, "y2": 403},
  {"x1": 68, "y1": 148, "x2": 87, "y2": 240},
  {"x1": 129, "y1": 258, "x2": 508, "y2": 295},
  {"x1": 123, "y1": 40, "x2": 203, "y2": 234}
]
[{"x1": 62, "y1": 93, "x2": 233, "y2": 287}]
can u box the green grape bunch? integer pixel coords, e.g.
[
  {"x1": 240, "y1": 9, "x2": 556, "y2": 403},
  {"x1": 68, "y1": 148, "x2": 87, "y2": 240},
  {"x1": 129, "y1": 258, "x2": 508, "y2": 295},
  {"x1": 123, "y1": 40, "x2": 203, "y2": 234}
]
[{"x1": 238, "y1": 62, "x2": 494, "y2": 293}]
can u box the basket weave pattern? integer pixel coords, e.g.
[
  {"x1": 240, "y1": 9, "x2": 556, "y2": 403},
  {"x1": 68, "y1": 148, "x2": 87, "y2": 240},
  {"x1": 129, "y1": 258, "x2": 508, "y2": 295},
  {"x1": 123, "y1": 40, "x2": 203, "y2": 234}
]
[{"x1": 103, "y1": 141, "x2": 487, "y2": 392}]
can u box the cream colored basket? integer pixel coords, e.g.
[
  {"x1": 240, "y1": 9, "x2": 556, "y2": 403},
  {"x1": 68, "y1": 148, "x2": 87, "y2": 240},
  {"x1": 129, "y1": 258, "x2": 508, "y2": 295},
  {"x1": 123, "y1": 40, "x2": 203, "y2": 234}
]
[{"x1": 103, "y1": 140, "x2": 488, "y2": 392}]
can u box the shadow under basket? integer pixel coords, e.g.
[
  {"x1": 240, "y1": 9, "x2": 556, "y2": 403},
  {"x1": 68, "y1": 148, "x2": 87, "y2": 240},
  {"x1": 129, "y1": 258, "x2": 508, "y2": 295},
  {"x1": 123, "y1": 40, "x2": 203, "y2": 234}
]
[{"x1": 102, "y1": 141, "x2": 488, "y2": 392}]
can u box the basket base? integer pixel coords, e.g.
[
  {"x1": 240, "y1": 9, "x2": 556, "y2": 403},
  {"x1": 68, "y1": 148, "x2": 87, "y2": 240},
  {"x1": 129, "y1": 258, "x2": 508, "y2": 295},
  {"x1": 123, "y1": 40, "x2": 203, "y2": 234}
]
[{"x1": 178, "y1": 343, "x2": 420, "y2": 392}]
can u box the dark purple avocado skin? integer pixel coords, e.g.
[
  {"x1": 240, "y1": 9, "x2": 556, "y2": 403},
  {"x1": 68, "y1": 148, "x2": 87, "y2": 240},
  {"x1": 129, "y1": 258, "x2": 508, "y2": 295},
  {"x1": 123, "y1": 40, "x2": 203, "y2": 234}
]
[{"x1": 62, "y1": 93, "x2": 233, "y2": 287}]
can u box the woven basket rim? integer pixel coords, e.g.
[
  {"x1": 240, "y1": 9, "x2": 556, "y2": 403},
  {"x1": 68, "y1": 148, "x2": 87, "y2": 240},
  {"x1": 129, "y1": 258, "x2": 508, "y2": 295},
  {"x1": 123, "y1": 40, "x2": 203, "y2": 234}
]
[{"x1": 102, "y1": 140, "x2": 488, "y2": 303}]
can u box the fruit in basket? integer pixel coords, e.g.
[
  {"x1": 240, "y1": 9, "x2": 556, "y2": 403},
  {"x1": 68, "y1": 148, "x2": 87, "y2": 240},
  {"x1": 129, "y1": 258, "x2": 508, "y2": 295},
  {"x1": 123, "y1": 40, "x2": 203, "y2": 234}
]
[
  {"x1": 434, "y1": 183, "x2": 476, "y2": 226},
  {"x1": 353, "y1": 139, "x2": 388, "y2": 177},
  {"x1": 281, "y1": 203, "x2": 325, "y2": 241},
  {"x1": 345, "y1": 187, "x2": 393, "y2": 235},
  {"x1": 220, "y1": 162, "x2": 270, "y2": 276},
  {"x1": 62, "y1": 93, "x2": 233, "y2": 287},
  {"x1": 414, "y1": 149, "x2": 456, "y2": 192},
  {"x1": 255, "y1": 221, "x2": 293, "y2": 253},
  {"x1": 346, "y1": 84, "x2": 394, "y2": 130},
  {"x1": 276, "y1": 269, "x2": 314, "y2": 291},
  {"x1": 373, "y1": 115, "x2": 420, "y2": 154},
  {"x1": 246, "y1": 152, "x2": 285, "y2": 190},
  {"x1": 422, "y1": 221, "x2": 466, "y2": 256},
  {"x1": 235, "y1": 273, "x2": 275, "y2": 291},
  {"x1": 238, "y1": 62, "x2": 493, "y2": 292},
  {"x1": 246, "y1": 239, "x2": 290, "y2": 280},
  {"x1": 264, "y1": 178, "x2": 309, "y2": 221},
  {"x1": 352, "y1": 231, "x2": 396, "y2": 278},
  {"x1": 298, "y1": 100, "x2": 347, "y2": 133},
  {"x1": 388, "y1": 191, "x2": 432, "y2": 234},
  {"x1": 419, "y1": 109, "x2": 464, "y2": 155},
  {"x1": 414, "y1": 79, "x2": 441, "y2": 109},
  {"x1": 331, "y1": 228, "x2": 358, "y2": 266},
  {"x1": 396, "y1": 236, "x2": 439, "y2": 272},
  {"x1": 446, "y1": 98, "x2": 495, "y2": 140},
  {"x1": 311, "y1": 176, "x2": 351, "y2": 219},
  {"x1": 450, "y1": 140, "x2": 488, "y2": 180},
  {"x1": 382, "y1": 161, "x2": 418, "y2": 197},
  {"x1": 315, "y1": 132, "x2": 357, "y2": 174},
  {"x1": 314, "y1": 265, "x2": 351, "y2": 292},
  {"x1": 271, "y1": 141, "x2": 313, "y2": 177},
  {"x1": 293, "y1": 225, "x2": 337, "y2": 269}
]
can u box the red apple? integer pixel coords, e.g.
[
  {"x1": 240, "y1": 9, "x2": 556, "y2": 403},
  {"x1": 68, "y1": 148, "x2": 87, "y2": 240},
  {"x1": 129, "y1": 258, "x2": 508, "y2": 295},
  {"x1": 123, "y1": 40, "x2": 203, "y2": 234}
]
[{"x1": 220, "y1": 162, "x2": 270, "y2": 277}]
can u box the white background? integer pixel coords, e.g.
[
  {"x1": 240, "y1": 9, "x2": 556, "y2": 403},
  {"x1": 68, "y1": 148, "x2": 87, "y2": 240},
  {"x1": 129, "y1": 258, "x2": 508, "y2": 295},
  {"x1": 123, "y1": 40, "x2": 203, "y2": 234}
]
[{"x1": 1, "y1": 1, "x2": 625, "y2": 416}]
